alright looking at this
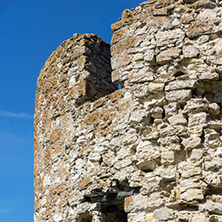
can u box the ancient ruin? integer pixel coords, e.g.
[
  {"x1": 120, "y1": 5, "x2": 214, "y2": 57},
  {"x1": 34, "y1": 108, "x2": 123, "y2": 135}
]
[{"x1": 34, "y1": 0, "x2": 222, "y2": 221}]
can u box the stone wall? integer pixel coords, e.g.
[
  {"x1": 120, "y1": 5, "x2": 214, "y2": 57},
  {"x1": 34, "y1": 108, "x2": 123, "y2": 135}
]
[{"x1": 34, "y1": 0, "x2": 222, "y2": 221}]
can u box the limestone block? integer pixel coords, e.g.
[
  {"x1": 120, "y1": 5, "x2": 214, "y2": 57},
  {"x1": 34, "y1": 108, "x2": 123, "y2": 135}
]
[
  {"x1": 111, "y1": 70, "x2": 121, "y2": 83},
  {"x1": 156, "y1": 29, "x2": 185, "y2": 47},
  {"x1": 110, "y1": 137, "x2": 121, "y2": 148},
  {"x1": 127, "y1": 212, "x2": 155, "y2": 222},
  {"x1": 143, "y1": 92, "x2": 165, "y2": 106},
  {"x1": 216, "y1": 65, "x2": 222, "y2": 73},
  {"x1": 190, "y1": 149, "x2": 204, "y2": 160},
  {"x1": 214, "y1": 58, "x2": 222, "y2": 65},
  {"x1": 88, "y1": 152, "x2": 101, "y2": 162},
  {"x1": 179, "y1": 178, "x2": 202, "y2": 193},
  {"x1": 204, "y1": 173, "x2": 222, "y2": 187},
  {"x1": 124, "y1": 194, "x2": 164, "y2": 213},
  {"x1": 129, "y1": 67, "x2": 154, "y2": 83},
  {"x1": 156, "y1": 48, "x2": 181, "y2": 65},
  {"x1": 144, "y1": 49, "x2": 155, "y2": 63},
  {"x1": 208, "y1": 121, "x2": 222, "y2": 131},
  {"x1": 186, "y1": 22, "x2": 214, "y2": 39},
  {"x1": 111, "y1": 52, "x2": 131, "y2": 70},
  {"x1": 215, "y1": 39, "x2": 222, "y2": 55},
  {"x1": 209, "y1": 103, "x2": 220, "y2": 116},
  {"x1": 136, "y1": 141, "x2": 160, "y2": 171},
  {"x1": 166, "y1": 90, "x2": 192, "y2": 102},
  {"x1": 165, "y1": 80, "x2": 197, "y2": 91},
  {"x1": 77, "y1": 55, "x2": 87, "y2": 71},
  {"x1": 186, "y1": 58, "x2": 214, "y2": 78},
  {"x1": 122, "y1": 131, "x2": 137, "y2": 145},
  {"x1": 182, "y1": 136, "x2": 201, "y2": 150},
  {"x1": 216, "y1": 147, "x2": 222, "y2": 157},
  {"x1": 129, "y1": 170, "x2": 144, "y2": 184},
  {"x1": 180, "y1": 188, "x2": 204, "y2": 202},
  {"x1": 168, "y1": 113, "x2": 187, "y2": 126},
  {"x1": 183, "y1": 45, "x2": 199, "y2": 58},
  {"x1": 132, "y1": 53, "x2": 144, "y2": 62},
  {"x1": 188, "y1": 125, "x2": 204, "y2": 137},
  {"x1": 148, "y1": 82, "x2": 165, "y2": 93},
  {"x1": 191, "y1": 213, "x2": 206, "y2": 222},
  {"x1": 199, "y1": 71, "x2": 219, "y2": 80},
  {"x1": 178, "y1": 162, "x2": 201, "y2": 178},
  {"x1": 53, "y1": 214, "x2": 63, "y2": 222},
  {"x1": 194, "y1": 0, "x2": 216, "y2": 9},
  {"x1": 133, "y1": 61, "x2": 143, "y2": 69},
  {"x1": 159, "y1": 124, "x2": 177, "y2": 137},
  {"x1": 204, "y1": 128, "x2": 222, "y2": 148},
  {"x1": 197, "y1": 8, "x2": 217, "y2": 20},
  {"x1": 184, "y1": 99, "x2": 208, "y2": 113},
  {"x1": 161, "y1": 150, "x2": 175, "y2": 165},
  {"x1": 157, "y1": 166, "x2": 177, "y2": 181},
  {"x1": 151, "y1": 107, "x2": 163, "y2": 119},
  {"x1": 188, "y1": 112, "x2": 207, "y2": 127},
  {"x1": 140, "y1": 181, "x2": 160, "y2": 196},
  {"x1": 129, "y1": 108, "x2": 149, "y2": 124},
  {"x1": 158, "y1": 135, "x2": 181, "y2": 151},
  {"x1": 154, "y1": 207, "x2": 174, "y2": 221},
  {"x1": 164, "y1": 102, "x2": 178, "y2": 116},
  {"x1": 200, "y1": 202, "x2": 222, "y2": 215},
  {"x1": 133, "y1": 84, "x2": 149, "y2": 98},
  {"x1": 177, "y1": 211, "x2": 190, "y2": 221},
  {"x1": 204, "y1": 156, "x2": 222, "y2": 171}
]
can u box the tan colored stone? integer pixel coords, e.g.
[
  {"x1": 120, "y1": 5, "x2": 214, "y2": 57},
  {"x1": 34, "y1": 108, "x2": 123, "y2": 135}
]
[
  {"x1": 161, "y1": 150, "x2": 175, "y2": 165},
  {"x1": 77, "y1": 55, "x2": 87, "y2": 71},
  {"x1": 180, "y1": 189, "x2": 204, "y2": 201},
  {"x1": 156, "y1": 48, "x2": 181, "y2": 65},
  {"x1": 188, "y1": 112, "x2": 207, "y2": 127},
  {"x1": 178, "y1": 162, "x2": 201, "y2": 178},
  {"x1": 168, "y1": 113, "x2": 187, "y2": 126},
  {"x1": 182, "y1": 136, "x2": 201, "y2": 150},
  {"x1": 166, "y1": 90, "x2": 192, "y2": 102},
  {"x1": 186, "y1": 22, "x2": 213, "y2": 39},
  {"x1": 192, "y1": 213, "x2": 206, "y2": 222},
  {"x1": 165, "y1": 80, "x2": 197, "y2": 91},
  {"x1": 148, "y1": 82, "x2": 164, "y2": 93},
  {"x1": 156, "y1": 29, "x2": 185, "y2": 47}
]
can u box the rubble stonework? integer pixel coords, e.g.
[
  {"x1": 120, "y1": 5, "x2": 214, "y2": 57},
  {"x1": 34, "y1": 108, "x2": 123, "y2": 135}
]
[{"x1": 34, "y1": 0, "x2": 222, "y2": 221}]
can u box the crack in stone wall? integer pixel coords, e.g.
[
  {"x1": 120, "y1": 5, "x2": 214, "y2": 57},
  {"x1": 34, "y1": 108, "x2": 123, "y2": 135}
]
[{"x1": 34, "y1": 0, "x2": 222, "y2": 221}]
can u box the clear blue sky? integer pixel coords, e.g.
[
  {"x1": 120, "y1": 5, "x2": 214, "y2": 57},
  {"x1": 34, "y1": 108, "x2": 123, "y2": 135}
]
[{"x1": 0, "y1": 0, "x2": 143, "y2": 221}]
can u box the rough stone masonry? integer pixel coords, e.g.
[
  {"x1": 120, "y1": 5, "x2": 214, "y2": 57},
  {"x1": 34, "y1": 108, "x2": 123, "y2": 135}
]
[{"x1": 34, "y1": 0, "x2": 222, "y2": 221}]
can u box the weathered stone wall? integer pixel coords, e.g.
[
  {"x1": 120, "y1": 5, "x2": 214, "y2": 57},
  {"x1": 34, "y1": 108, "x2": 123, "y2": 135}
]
[
  {"x1": 34, "y1": 34, "x2": 117, "y2": 221},
  {"x1": 34, "y1": 1, "x2": 222, "y2": 221}
]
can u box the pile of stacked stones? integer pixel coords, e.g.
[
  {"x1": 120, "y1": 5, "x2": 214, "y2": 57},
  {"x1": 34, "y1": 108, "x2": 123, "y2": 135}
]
[{"x1": 34, "y1": 0, "x2": 222, "y2": 221}]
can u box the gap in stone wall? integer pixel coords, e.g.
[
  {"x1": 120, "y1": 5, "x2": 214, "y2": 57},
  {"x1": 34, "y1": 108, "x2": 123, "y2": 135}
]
[
  {"x1": 101, "y1": 200, "x2": 127, "y2": 222},
  {"x1": 174, "y1": 71, "x2": 186, "y2": 78}
]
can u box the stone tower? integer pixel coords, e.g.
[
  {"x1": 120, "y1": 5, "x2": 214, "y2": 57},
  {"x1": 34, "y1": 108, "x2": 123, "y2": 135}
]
[{"x1": 34, "y1": 0, "x2": 222, "y2": 221}]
